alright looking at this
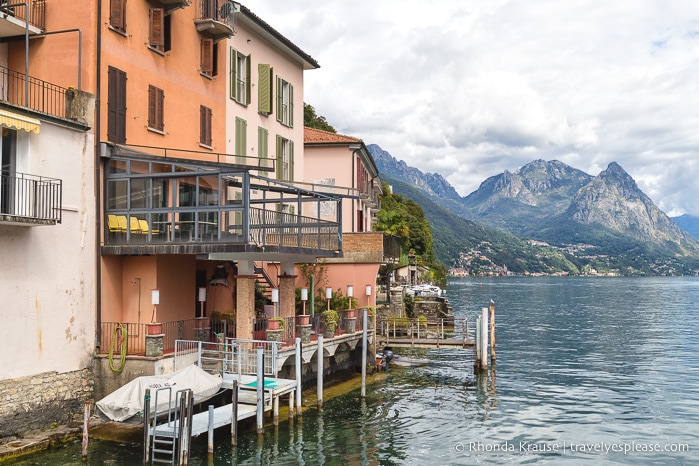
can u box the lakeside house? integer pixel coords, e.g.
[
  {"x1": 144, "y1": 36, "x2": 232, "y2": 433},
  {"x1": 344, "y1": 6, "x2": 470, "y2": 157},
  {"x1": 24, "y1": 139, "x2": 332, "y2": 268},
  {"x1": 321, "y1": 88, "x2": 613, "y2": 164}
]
[{"x1": 0, "y1": 0, "x2": 398, "y2": 442}]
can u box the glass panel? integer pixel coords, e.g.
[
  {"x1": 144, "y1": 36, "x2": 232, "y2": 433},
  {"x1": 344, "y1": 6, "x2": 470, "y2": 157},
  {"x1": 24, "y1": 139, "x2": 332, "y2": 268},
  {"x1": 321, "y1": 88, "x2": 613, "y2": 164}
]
[
  {"x1": 199, "y1": 175, "x2": 219, "y2": 206},
  {"x1": 130, "y1": 160, "x2": 149, "y2": 175},
  {"x1": 107, "y1": 179, "x2": 128, "y2": 209},
  {"x1": 130, "y1": 178, "x2": 149, "y2": 209},
  {"x1": 151, "y1": 162, "x2": 171, "y2": 174},
  {"x1": 108, "y1": 159, "x2": 127, "y2": 174},
  {"x1": 152, "y1": 179, "x2": 168, "y2": 208}
]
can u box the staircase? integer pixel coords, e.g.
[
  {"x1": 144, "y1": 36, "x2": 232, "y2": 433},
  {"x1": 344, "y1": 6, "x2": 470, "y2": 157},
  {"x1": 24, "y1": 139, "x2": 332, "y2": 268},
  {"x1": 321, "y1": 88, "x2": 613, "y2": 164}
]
[{"x1": 253, "y1": 263, "x2": 276, "y2": 301}]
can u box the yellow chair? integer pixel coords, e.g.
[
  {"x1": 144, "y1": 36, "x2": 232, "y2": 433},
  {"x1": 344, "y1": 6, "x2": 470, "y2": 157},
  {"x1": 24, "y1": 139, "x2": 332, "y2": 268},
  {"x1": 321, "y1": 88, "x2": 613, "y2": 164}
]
[
  {"x1": 139, "y1": 219, "x2": 160, "y2": 235},
  {"x1": 129, "y1": 216, "x2": 142, "y2": 234},
  {"x1": 116, "y1": 215, "x2": 128, "y2": 233},
  {"x1": 107, "y1": 214, "x2": 124, "y2": 233}
]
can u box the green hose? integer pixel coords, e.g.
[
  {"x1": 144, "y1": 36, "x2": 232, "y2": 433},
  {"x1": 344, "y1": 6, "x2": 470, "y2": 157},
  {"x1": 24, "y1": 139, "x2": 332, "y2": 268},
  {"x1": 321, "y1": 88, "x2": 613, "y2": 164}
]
[{"x1": 108, "y1": 323, "x2": 128, "y2": 374}]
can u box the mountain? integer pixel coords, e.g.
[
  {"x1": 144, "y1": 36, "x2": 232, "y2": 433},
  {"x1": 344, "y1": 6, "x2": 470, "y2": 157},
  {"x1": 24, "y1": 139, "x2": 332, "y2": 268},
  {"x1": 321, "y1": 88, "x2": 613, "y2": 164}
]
[
  {"x1": 672, "y1": 214, "x2": 699, "y2": 240},
  {"x1": 369, "y1": 144, "x2": 462, "y2": 201},
  {"x1": 369, "y1": 145, "x2": 699, "y2": 275}
]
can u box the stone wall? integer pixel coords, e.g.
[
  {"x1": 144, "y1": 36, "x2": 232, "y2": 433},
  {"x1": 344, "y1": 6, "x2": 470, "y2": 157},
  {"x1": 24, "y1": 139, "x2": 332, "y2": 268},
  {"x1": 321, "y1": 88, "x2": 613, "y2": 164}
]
[{"x1": 0, "y1": 368, "x2": 93, "y2": 441}]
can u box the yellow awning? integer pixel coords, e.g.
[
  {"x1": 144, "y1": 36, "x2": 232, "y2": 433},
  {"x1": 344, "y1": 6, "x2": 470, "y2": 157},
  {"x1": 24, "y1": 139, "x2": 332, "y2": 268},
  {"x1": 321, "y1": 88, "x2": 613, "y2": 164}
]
[{"x1": 0, "y1": 109, "x2": 40, "y2": 134}]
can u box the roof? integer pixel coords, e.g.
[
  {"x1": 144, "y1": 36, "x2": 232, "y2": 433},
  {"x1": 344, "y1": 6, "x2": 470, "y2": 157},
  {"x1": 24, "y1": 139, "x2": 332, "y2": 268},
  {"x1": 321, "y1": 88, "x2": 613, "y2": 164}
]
[
  {"x1": 304, "y1": 127, "x2": 362, "y2": 145},
  {"x1": 238, "y1": 4, "x2": 320, "y2": 70}
]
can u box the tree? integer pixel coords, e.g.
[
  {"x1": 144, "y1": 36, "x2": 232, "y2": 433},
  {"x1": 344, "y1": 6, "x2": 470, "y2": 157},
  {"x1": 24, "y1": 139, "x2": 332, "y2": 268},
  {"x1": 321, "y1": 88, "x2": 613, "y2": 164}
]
[{"x1": 304, "y1": 103, "x2": 336, "y2": 132}]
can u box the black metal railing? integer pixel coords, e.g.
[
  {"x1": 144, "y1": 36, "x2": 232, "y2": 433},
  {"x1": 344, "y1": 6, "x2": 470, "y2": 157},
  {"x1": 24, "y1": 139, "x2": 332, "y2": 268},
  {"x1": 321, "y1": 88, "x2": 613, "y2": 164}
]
[
  {"x1": 0, "y1": 170, "x2": 62, "y2": 222},
  {"x1": 0, "y1": 65, "x2": 68, "y2": 120}
]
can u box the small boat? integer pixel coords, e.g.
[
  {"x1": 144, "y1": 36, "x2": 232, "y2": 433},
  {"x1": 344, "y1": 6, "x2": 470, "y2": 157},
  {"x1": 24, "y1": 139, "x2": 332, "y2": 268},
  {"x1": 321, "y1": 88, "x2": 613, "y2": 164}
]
[
  {"x1": 376, "y1": 347, "x2": 430, "y2": 370},
  {"x1": 404, "y1": 284, "x2": 443, "y2": 297},
  {"x1": 96, "y1": 365, "x2": 223, "y2": 422}
]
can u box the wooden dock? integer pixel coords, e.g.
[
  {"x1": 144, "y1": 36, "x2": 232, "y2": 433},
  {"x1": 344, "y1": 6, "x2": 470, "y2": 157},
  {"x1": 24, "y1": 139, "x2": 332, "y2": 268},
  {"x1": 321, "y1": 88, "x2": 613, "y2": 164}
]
[{"x1": 378, "y1": 336, "x2": 475, "y2": 349}]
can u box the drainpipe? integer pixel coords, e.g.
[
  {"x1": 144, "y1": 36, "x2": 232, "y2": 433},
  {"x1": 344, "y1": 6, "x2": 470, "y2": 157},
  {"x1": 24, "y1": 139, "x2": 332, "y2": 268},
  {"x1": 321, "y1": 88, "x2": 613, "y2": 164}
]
[
  {"x1": 349, "y1": 145, "x2": 361, "y2": 233},
  {"x1": 94, "y1": 0, "x2": 103, "y2": 350}
]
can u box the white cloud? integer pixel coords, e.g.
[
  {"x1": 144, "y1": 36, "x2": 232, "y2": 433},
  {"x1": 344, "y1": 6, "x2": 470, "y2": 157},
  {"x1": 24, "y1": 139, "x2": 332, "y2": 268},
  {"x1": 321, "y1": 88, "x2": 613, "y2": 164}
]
[{"x1": 244, "y1": 0, "x2": 699, "y2": 216}]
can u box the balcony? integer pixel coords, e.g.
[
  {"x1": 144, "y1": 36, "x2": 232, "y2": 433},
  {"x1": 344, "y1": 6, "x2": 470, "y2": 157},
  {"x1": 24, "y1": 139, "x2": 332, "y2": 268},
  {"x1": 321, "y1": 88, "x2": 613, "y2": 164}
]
[
  {"x1": 102, "y1": 150, "x2": 342, "y2": 258},
  {"x1": 156, "y1": 0, "x2": 191, "y2": 13},
  {"x1": 0, "y1": 65, "x2": 91, "y2": 126},
  {"x1": 194, "y1": 0, "x2": 235, "y2": 41},
  {"x1": 0, "y1": 0, "x2": 45, "y2": 38},
  {"x1": 0, "y1": 171, "x2": 62, "y2": 225}
]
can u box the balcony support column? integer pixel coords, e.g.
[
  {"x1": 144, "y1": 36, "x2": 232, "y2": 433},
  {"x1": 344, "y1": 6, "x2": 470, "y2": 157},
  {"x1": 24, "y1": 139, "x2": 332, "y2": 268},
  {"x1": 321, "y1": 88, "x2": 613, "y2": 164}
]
[
  {"x1": 235, "y1": 275, "x2": 256, "y2": 339},
  {"x1": 278, "y1": 271, "x2": 297, "y2": 320}
]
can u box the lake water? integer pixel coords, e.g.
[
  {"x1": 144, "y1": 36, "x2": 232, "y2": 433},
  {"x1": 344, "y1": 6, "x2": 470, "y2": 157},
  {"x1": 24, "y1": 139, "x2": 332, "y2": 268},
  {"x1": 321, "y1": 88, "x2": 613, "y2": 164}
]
[{"x1": 9, "y1": 277, "x2": 699, "y2": 465}]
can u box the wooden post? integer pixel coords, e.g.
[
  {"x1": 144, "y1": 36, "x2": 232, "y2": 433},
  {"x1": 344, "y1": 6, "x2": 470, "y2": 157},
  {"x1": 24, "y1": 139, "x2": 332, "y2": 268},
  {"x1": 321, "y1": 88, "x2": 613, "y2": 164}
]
[
  {"x1": 474, "y1": 316, "x2": 481, "y2": 371},
  {"x1": 295, "y1": 337, "x2": 302, "y2": 416},
  {"x1": 288, "y1": 391, "x2": 294, "y2": 421},
  {"x1": 273, "y1": 393, "x2": 279, "y2": 426},
  {"x1": 231, "y1": 380, "x2": 238, "y2": 447},
  {"x1": 81, "y1": 401, "x2": 90, "y2": 460},
  {"x1": 361, "y1": 308, "x2": 367, "y2": 398},
  {"x1": 482, "y1": 310, "x2": 487, "y2": 369},
  {"x1": 207, "y1": 405, "x2": 214, "y2": 455},
  {"x1": 143, "y1": 388, "x2": 151, "y2": 465},
  {"x1": 256, "y1": 347, "x2": 264, "y2": 434},
  {"x1": 317, "y1": 335, "x2": 324, "y2": 410},
  {"x1": 489, "y1": 300, "x2": 496, "y2": 362}
]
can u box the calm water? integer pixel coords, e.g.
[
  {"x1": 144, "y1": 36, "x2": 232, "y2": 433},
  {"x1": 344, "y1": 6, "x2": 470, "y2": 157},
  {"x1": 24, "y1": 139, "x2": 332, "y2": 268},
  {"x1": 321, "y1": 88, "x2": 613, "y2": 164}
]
[{"x1": 10, "y1": 277, "x2": 699, "y2": 465}]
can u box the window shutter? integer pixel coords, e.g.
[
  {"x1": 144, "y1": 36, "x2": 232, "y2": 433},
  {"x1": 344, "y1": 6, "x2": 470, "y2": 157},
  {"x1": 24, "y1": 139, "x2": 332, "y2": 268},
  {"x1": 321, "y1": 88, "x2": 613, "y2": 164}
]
[
  {"x1": 116, "y1": 70, "x2": 127, "y2": 143},
  {"x1": 288, "y1": 84, "x2": 294, "y2": 127},
  {"x1": 108, "y1": 67, "x2": 127, "y2": 144},
  {"x1": 149, "y1": 8, "x2": 164, "y2": 47},
  {"x1": 289, "y1": 140, "x2": 294, "y2": 181},
  {"x1": 200, "y1": 106, "x2": 212, "y2": 146},
  {"x1": 229, "y1": 47, "x2": 237, "y2": 100},
  {"x1": 275, "y1": 76, "x2": 282, "y2": 123},
  {"x1": 107, "y1": 68, "x2": 117, "y2": 142},
  {"x1": 245, "y1": 56, "x2": 251, "y2": 105},
  {"x1": 110, "y1": 0, "x2": 125, "y2": 30},
  {"x1": 156, "y1": 87, "x2": 164, "y2": 131},
  {"x1": 235, "y1": 118, "x2": 247, "y2": 156},
  {"x1": 201, "y1": 39, "x2": 213, "y2": 74},
  {"x1": 275, "y1": 135, "x2": 283, "y2": 179},
  {"x1": 258, "y1": 64, "x2": 272, "y2": 114},
  {"x1": 148, "y1": 85, "x2": 156, "y2": 128},
  {"x1": 257, "y1": 127, "x2": 268, "y2": 158}
]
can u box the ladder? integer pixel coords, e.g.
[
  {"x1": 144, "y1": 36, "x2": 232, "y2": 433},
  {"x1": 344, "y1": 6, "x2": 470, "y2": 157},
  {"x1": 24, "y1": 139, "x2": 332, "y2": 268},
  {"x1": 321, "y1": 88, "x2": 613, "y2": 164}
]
[{"x1": 144, "y1": 387, "x2": 194, "y2": 465}]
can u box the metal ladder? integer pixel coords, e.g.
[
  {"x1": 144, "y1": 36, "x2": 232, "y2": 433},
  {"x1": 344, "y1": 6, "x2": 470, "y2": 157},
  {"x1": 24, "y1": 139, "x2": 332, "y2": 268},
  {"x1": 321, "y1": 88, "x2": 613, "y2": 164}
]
[{"x1": 144, "y1": 387, "x2": 194, "y2": 465}]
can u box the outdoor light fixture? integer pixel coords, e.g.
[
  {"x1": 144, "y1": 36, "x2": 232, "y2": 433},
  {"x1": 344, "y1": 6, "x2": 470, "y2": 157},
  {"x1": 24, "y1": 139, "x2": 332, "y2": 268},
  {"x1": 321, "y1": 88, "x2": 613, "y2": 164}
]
[
  {"x1": 366, "y1": 285, "x2": 372, "y2": 296},
  {"x1": 347, "y1": 285, "x2": 354, "y2": 309},
  {"x1": 326, "y1": 287, "x2": 332, "y2": 310},
  {"x1": 198, "y1": 287, "x2": 206, "y2": 318},
  {"x1": 151, "y1": 289, "x2": 160, "y2": 323},
  {"x1": 301, "y1": 288, "x2": 308, "y2": 301},
  {"x1": 271, "y1": 288, "x2": 279, "y2": 317}
]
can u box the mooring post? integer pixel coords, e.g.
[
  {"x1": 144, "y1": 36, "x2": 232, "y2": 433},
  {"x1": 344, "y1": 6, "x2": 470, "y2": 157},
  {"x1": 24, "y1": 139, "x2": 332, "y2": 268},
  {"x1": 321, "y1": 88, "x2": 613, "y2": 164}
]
[
  {"x1": 489, "y1": 300, "x2": 496, "y2": 362},
  {"x1": 481, "y1": 307, "x2": 489, "y2": 370},
  {"x1": 207, "y1": 405, "x2": 214, "y2": 454},
  {"x1": 273, "y1": 392, "x2": 279, "y2": 426},
  {"x1": 143, "y1": 388, "x2": 151, "y2": 465},
  {"x1": 82, "y1": 401, "x2": 90, "y2": 460},
  {"x1": 256, "y1": 347, "x2": 264, "y2": 434},
  {"x1": 317, "y1": 334, "x2": 324, "y2": 410},
  {"x1": 295, "y1": 337, "x2": 302, "y2": 416},
  {"x1": 474, "y1": 316, "x2": 481, "y2": 371},
  {"x1": 231, "y1": 380, "x2": 238, "y2": 447},
  {"x1": 361, "y1": 308, "x2": 368, "y2": 398}
]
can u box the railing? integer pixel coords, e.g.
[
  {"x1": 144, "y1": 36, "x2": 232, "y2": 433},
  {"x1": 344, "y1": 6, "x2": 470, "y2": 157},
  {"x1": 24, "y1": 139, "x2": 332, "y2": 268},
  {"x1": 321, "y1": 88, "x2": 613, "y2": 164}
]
[
  {"x1": 254, "y1": 312, "x2": 370, "y2": 346},
  {"x1": 376, "y1": 317, "x2": 469, "y2": 341},
  {"x1": 0, "y1": 170, "x2": 62, "y2": 222},
  {"x1": 100, "y1": 319, "x2": 204, "y2": 355},
  {"x1": 174, "y1": 338, "x2": 281, "y2": 377},
  {"x1": 249, "y1": 207, "x2": 340, "y2": 251},
  {"x1": 0, "y1": 65, "x2": 67, "y2": 119},
  {"x1": 0, "y1": 0, "x2": 46, "y2": 30}
]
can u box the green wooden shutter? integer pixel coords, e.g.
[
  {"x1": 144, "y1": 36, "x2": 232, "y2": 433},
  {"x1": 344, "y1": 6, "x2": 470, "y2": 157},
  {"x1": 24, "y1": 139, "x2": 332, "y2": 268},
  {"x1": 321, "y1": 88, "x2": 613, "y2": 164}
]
[
  {"x1": 289, "y1": 140, "x2": 294, "y2": 181},
  {"x1": 235, "y1": 117, "x2": 247, "y2": 159},
  {"x1": 258, "y1": 64, "x2": 271, "y2": 113},
  {"x1": 275, "y1": 135, "x2": 283, "y2": 179},
  {"x1": 288, "y1": 84, "x2": 294, "y2": 127},
  {"x1": 245, "y1": 56, "x2": 251, "y2": 105},
  {"x1": 258, "y1": 126, "x2": 268, "y2": 169},
  {"x1": 276, "y1": 76, "x2": 282, "y2": 123},
  {"x1": 230, "y1": 47, "x2": 237, "y2": 100}
]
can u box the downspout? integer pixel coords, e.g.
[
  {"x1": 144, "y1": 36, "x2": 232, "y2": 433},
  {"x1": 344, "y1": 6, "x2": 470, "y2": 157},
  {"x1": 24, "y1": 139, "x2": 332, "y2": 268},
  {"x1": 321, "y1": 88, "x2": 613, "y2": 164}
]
[
  {"x1": 350, "y1": 146, "x2": 361, "y2": 233},
  {"x1": 94, "y1": 0, "x2": 103, "y2": 350}
]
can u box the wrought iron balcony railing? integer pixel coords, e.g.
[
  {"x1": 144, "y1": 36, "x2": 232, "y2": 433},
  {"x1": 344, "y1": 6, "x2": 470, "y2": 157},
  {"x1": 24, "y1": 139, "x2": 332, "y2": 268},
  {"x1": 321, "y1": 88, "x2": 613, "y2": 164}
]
[
  {"x1": 0, "y1": 0, "x2": 46, "y2": 33},
  {"x1": 0, "y1": 65, "x2": 68, "y2": 120},
  {"x1": 0, "y1": 170, "x2": 62, "y2": 223}
]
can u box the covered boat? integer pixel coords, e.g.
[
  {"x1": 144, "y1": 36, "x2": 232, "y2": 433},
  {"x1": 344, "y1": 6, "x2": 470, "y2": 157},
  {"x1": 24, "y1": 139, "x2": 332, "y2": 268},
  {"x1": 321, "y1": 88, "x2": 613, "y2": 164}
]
[{"x1": 96, "y1": 365, "x2": 223, "y2": 422}]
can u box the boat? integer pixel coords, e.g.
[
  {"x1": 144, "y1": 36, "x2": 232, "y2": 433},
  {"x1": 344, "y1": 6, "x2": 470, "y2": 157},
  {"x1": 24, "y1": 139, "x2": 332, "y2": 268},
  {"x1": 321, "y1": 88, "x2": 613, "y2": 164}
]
[
  {"x1": 403, "y1": 284, "x2": 444, "y2": 298},
  {"x1": 375, "y1": 347, "x2": 431, "y2": 370},
  {"x1": 96, "y1": 365, "x2": 223, "y2": 422}
]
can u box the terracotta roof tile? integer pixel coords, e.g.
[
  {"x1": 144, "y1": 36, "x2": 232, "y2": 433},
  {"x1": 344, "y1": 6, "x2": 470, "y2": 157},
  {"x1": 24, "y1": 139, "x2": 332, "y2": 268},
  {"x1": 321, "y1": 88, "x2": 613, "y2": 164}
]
[{"x1": 304, "y1": 127, "x2": 363, "y2": 144}]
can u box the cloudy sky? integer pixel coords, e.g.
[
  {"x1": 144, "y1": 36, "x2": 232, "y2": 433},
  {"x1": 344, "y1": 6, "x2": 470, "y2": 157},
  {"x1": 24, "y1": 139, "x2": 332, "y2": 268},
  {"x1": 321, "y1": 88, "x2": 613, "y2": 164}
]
[{"x1": 244, "y1": 0, "x2": 699, "y2": 216}]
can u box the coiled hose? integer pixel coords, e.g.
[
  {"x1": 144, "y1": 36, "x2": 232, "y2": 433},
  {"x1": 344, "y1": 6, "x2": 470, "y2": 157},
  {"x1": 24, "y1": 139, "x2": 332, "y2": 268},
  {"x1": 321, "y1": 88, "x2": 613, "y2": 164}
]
[{"x1": 108, "y1": 323, "x2": 128, "y2": 374}]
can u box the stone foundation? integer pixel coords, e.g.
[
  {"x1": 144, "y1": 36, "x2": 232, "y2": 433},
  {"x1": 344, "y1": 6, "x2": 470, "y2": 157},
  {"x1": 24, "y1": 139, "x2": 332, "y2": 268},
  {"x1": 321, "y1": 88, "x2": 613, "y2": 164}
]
[{"x1": 0, "y1": 367, "x2": 93, "y2": 442}]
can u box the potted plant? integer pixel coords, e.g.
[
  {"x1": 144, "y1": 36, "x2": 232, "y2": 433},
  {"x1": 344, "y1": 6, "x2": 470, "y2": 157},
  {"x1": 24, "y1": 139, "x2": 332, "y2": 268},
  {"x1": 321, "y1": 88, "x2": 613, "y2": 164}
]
[
  {"x1": 268, "y1": 317, "x2": 285, "y2": 331},
  {"x1": 322, "y1": 309, "x2": 339, "y2": 337}
]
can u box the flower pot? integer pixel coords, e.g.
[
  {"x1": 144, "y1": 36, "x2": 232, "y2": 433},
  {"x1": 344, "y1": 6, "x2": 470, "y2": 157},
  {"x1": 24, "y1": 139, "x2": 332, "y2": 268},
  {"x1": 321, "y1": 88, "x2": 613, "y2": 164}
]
[
  {"x1": 268, "y1": 319, "x2": 281, "y2": 330},
  {"x1": 297, "y1": 315, "x2": 310, "y2": 325},
  {"x1": 147, "y1": 323, "x2": 163, "y2": 335},
  {"x1": 346, "y1": 310, "x2": 356, "y2": 319}
]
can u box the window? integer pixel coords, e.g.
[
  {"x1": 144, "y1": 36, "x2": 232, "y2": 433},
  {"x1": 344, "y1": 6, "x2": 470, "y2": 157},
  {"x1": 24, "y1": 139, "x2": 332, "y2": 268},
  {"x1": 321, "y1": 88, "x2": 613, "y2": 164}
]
[
  {"x1": 258, "y1": 64, "x2": 273, "y2": 115},
  {"x1": 276, "y1": 77, "x2": 293, "y2": 127},
  {"x1": 110, "y1": 0, "x2": 126, "y2": 31},
  {"x1": 148, "y1": 85, "x2": 164, "y2": 132},
  {"x1": 230, "y1": 48, "x2": 250, "y2": 105},
  {"x1": 149, "y1": 9, "x2": 171, "y2": 53},
  {"x1": 200, "y1": 105, "x2": 212, "y2": 147},
  {"x1": 234, "y1": 117, "x2": 246, "y2": 160},
  {"x1": 200, "y1": 39, "x2": 217, "y2": 77},
  {"x1": 0, "y1": 128, "x2": 17, "y2": 215},
  {"x1": 275, "y1": 135, "x2": 294, "y2": 181},
  {"x1": 107, "y1": 67, "x2": 127, "y2": 144}
]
